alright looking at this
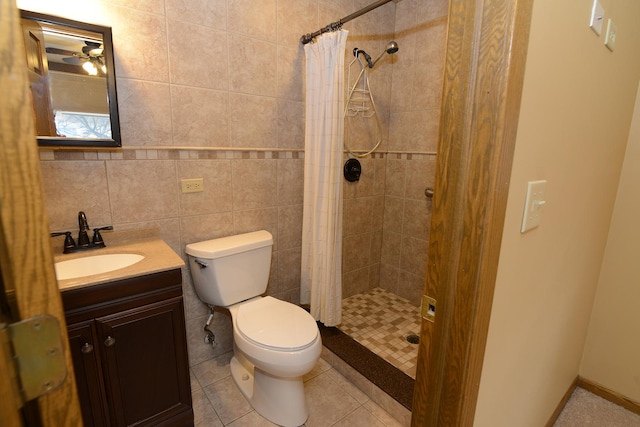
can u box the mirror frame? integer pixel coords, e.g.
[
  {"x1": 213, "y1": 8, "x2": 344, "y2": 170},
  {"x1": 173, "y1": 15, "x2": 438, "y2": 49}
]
[{"x1": 20, "y1": 10, "x2": 121, "y2": 148}]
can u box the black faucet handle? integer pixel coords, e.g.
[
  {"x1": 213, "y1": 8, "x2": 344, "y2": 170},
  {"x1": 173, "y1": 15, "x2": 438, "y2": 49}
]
[
  {"x1": 92, "y1": 226, "x2": 113, "y2": 246},
  {"x1": 51, "y1": 231, "x2": 76, "y2": 251}
]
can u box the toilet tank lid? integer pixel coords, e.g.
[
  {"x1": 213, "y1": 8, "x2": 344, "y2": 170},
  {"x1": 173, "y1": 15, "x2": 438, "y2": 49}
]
[{"x1": 186, "y1": 230, "x2": 273, "y2": 259}]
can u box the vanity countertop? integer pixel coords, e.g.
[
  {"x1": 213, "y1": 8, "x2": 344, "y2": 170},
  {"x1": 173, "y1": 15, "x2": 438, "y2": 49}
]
[{"x1": 54, "y1": 237, "x2": 185, "y2": 291}]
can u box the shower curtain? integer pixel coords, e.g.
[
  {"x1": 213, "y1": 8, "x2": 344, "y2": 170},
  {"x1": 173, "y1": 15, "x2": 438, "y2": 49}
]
[{"x1": 300, "y1": 30, "x2": 348, "y2": 326}]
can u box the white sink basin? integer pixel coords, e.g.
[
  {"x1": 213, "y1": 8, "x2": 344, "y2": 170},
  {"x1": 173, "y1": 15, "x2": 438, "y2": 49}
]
[{"x1": 55, "y1": 253, "x2": 144, "y2": 280}]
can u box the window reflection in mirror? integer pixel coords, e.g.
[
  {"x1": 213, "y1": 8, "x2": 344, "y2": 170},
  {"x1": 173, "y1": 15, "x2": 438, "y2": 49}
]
[{"x1": 20, "y1": 11, "x2": 121, "y2": 147}]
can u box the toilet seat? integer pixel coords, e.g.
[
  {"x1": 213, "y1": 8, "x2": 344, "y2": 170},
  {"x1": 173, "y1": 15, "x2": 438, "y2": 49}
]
[{"x1": 236, "y1": 297, "x2": 318, "y2": 351}]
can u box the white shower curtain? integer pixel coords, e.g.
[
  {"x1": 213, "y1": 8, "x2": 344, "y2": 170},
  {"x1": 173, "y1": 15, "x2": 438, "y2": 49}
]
[{"x1": 300, "y1": 30, "x2": 348, "y2": 326}]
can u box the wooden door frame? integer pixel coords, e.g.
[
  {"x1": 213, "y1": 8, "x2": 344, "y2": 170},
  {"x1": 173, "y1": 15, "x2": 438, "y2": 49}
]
[
  {"x1": 0, "y1": 1, "x2": 82, "y2": 426},
  {"x1": 412, "y1": 0, "x2": 534, "y2": 425}
]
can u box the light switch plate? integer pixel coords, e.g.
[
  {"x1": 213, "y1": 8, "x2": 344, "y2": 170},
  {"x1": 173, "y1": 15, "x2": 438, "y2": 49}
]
[
  {"x1": 590, "y1": 1, "x2": 605, "y2": 36},
  {"x1": 520, "y1": 180, "x2": 547, "y2": 233},
  {"x1": 604, "y1": 18, "x2": 617, "y2": 51}
]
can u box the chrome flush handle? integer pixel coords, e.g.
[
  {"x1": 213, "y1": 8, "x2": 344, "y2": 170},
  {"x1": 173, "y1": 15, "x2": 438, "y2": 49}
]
[{"x1": 194, "y1": 259, "x2": 208, "y2": 269}]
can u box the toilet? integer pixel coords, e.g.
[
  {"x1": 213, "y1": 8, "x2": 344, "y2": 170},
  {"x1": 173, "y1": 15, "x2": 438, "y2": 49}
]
[{"x1": 185, "y1": 230, "x2": 321, "y2": 427}]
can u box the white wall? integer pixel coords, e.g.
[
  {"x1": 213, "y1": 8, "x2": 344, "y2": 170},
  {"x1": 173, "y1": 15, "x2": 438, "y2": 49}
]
[
  {"x1": 474, "y1": 0, "x2": 640, "y2": 425},
  {"x1": 580, "y1": 82, "x2": 640, "y2": 402}
]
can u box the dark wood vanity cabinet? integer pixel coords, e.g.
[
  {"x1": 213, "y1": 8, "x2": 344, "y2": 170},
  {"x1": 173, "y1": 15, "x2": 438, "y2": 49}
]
[{"x1": 62, "y1": 269, "x2": 193, "y2": 427}]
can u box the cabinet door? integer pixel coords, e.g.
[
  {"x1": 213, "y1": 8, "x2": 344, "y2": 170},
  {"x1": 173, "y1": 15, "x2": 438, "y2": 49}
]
[
  {"x1": 96, "y1": 297, "x2": 192, "y2": 427},
  {"x1": 67, "y1": 321, "x2": 110, "y2": 427}
]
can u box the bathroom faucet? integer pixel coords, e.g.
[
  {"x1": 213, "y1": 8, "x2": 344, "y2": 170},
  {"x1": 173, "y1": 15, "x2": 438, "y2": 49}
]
[
  {"x1": 51, "y1": 211, "x2": 113, "y2": 253},
  {"x1": 78, "y1": 211, "x2": 91, "y2": 247}
]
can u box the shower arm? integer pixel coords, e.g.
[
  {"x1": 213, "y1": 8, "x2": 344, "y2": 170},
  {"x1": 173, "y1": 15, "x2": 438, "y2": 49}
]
[
  {"x1": 371, "y1": 46, "x2": 395, "y2": 67},
  {"x1": 371, "y1": 50, "x2": 386, "y2": 68}
]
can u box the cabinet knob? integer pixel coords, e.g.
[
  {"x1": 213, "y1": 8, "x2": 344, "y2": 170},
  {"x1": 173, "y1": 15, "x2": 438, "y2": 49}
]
[
  {"x1": 104, "y1": 336, "x2": 116, "y2": 347},
  {"x1": 81, "y1": 342, "x2": 94, "y2": 354}
]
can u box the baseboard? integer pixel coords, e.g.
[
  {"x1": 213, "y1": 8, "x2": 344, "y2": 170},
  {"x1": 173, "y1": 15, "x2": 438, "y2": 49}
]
[
  {"x1": 577, "y1": 377, "x2": 640, "y2": 417},
  {"x1": 545, "y1": 375, "x2": 640, "y2": 426},
  {"x1": 545, "y1": 376, "x2": 579, "y2": 427}
]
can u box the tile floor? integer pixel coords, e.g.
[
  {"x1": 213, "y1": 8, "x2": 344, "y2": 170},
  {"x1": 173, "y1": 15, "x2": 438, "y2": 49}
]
[
  {"x1": 338, "y1": 288, "x2": 421, "y2": 378},
  {"x1": 190, "y1": 351, "x2": 405, "y2": 427}
]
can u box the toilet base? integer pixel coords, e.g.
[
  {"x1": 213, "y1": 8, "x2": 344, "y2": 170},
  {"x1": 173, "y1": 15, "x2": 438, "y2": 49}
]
[{"x1": 230, "y1": 355, "x2": 308, "y2": 427}]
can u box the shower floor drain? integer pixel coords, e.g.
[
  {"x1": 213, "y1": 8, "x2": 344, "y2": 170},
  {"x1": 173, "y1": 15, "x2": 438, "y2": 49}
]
[{"x1": 406, "y1": 334, "x2": 420, "y2": 344}]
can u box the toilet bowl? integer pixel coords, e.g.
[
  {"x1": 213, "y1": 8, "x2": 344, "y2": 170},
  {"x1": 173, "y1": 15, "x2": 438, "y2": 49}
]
[
  {"x1": 185, "y1": 231, "x2": 321, "y2": 427},
  {"x1": 229, "y1": 296, "x2": 321, "y2": 426}
]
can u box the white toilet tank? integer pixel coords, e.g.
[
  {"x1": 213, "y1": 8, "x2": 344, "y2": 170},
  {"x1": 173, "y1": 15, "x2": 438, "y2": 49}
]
[{"x1": 185, "y1": 230, "x2": 273, "y2": 307}]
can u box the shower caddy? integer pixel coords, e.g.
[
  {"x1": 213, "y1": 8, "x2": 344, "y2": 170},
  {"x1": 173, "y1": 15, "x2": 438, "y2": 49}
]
[{"x1": 344, "y1": 47, "x2": 383, "y2": 158}]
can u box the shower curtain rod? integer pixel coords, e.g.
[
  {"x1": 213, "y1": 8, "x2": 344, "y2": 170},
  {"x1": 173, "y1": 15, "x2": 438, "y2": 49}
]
[{"x1": 300, "y1": 0, "x2": 394, "y2": 45}]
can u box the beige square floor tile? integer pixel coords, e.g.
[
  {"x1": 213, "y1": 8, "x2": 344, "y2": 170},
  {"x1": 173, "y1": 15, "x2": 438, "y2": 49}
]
[
  {"x1": 192, "y1": 388, "x2": 223, "y2": 427},
  {"x1": 303, "y1": 357, "x2": 332, "y2": 382},
  {"x1": 304, "y1": 372, "x2": 361, "y2": 427},
  {"x1": 363, "y1": 401, "x2": 405, "y2": 427},
  {"x1": 203, "y1": 376, "x2": 252, "y2": 425},
  {"x1": 331, "y1": 406, "x2": 387, "y2": 427},
  {"x1": 325, "y1": 369, "x2": 370, "y2": 405},
  {"x1": 227, "y1": 410, "x2": 279, "y2": 426},
  {"x1": 192, "y1": 352, "x2": 233, "y2": 388},
  {"x1": 190, "y1": 370, "x2": 201, "y2": 393}
]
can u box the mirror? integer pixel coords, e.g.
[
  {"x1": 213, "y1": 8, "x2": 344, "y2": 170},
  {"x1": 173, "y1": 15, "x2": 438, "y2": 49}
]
[{"x1": 20, "y1": 10, "x2": 121, "y2": 147}]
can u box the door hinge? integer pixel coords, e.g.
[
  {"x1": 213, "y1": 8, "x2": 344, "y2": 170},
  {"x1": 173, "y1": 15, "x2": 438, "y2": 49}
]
[
  {"x1": 0, "y1": 315, "x2": 67, "y2": 407},
  {"x1": 421, "y1": 295, "x2": 437, "y2": 322}
]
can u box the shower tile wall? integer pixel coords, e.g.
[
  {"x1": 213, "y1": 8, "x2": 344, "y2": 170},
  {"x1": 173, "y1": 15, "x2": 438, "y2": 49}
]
[
  {"x1": 342, "y1": 153, "x2": 436, "y2": 306},
  {"x1": 342, "y1": 154, "x2": 387, "y2": 298},
  {"x1": 339, "y1": 0, "x2": 396, "y2": 302},
  {"x1": 379, "y1": 154, "x2": 437, "y2": 305},
  {"x1": 341, "y1": 0, "x2": 448, "y2": 306}
]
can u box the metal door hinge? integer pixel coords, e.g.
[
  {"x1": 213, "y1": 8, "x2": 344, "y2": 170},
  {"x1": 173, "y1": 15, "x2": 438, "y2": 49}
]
[
  {"x1": 421, "y1": 295, "x2": 437, "y2": 322},
  {"x1": 0, "y1": 315, "x2": 67, "y2": 407}
]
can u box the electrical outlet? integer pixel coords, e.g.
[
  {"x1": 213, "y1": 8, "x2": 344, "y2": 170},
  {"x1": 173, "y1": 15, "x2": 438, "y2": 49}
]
[{"x1": 181, "y1": 178, "x2": 204, "y2": 193}]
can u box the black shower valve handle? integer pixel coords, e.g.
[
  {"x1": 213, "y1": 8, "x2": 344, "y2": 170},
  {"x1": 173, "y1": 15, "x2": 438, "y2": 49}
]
[{"x1": 92, "y1": 226, "x2": 114, "y2": 245}]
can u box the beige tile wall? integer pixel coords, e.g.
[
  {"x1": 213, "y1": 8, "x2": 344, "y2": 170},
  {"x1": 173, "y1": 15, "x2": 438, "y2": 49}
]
[
  {"x1": 341, "y1": 0, "x2": 447, "y2": 305},
  {"x1": 30, "y1": 0, "x2": 446, "y2": 367},
  {"x1": 42, "y1": 151, "x2": 304, "y2": 366},
  {"x1": 380, "y1": 0, "x2": 447, "y2": 305}
]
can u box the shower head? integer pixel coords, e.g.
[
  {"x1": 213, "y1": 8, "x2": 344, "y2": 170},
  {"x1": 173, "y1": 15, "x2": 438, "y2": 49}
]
[
  {"x1": 385, "y1": 40, "x2": 399, "y2": 54},
  {"x1": 371, "y1": 40, "x2": 399, "y2": 67}
]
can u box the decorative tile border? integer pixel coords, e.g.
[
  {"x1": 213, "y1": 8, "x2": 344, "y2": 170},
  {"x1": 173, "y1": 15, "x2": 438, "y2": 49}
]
[
  {"x1": 39, "y1": 147, "x2": 437, "y2": 162},
  {"x1": 39, "y1": 147, "x2": 305, "y2": 161},
  {"x1": 351, "y1": 151, "x2": 437, "y2": 160}
]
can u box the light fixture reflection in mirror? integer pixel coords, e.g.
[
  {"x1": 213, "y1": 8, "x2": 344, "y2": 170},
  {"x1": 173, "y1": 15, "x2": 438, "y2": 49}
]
[{"x1": 20, "y1": 10, "x2": 121, "y2": 147}]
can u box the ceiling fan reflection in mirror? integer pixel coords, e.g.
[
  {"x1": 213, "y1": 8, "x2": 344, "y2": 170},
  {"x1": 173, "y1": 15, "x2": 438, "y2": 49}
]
[{"x1": 43, "y1": 28, "x2": 106, "y2": 76}]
